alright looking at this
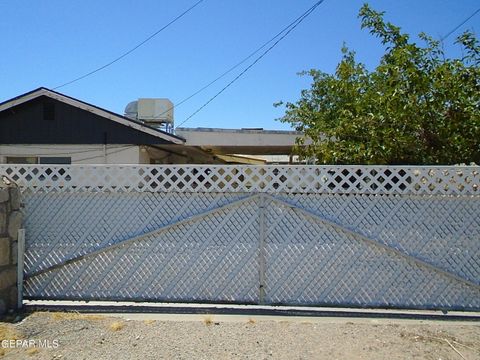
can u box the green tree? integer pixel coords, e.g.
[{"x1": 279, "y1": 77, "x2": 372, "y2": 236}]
[{"x1": 276, "y1": 4, "x2": 480, "y2": 165}]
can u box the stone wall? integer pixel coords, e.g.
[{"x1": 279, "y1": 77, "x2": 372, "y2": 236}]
[{"x1": 0, "y1": 184, "x2": 22, "y2": 315}]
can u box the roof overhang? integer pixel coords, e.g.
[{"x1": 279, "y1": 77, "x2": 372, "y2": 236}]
[
  {"x1": 0, "y1": 87, "x2": 185, "y2": 145},
  {"x1": 175, "y1": 127, "x2": 305, "y2": 155}
]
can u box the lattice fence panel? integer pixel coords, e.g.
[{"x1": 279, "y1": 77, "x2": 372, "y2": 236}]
[
  {"x1": 272, "y1": 194, "x2": 480, "y2": 286},
  {"x1": 3, "y1": 164, "x2": 478, "y2": 310},
  {"x1": 263, "y1": 197, "x2": 480, "y2": 310},
  {"x1": 24, "y1": 196, "x2": 260, "y2": 303},
  {"x1": 2, "y1": 165, "x2": 479, "y2": 195},
  {"x1": 23, "y1": 191, "x2": 248, "y2": 276}
]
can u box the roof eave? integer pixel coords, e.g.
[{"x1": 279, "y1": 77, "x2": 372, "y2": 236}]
[{"x1": 0, "y1": 88, "x2": 185, "y2": 145}]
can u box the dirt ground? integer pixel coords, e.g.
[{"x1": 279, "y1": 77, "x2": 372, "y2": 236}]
[{"x1": 0, "y1": 312, "x2": 479, "y2": 359}]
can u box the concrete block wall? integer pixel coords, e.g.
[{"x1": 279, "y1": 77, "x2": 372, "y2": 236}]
[{"x1": 0, "y1": 185, "x2": 22, "y2": 315}]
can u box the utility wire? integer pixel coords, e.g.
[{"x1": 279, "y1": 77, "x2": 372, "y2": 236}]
[
  {"x1": 74, "y1": 145, "x2": 136, "y2": 162},
  {"x1": 440, "y1": 6, "x2": 480, "y2": 41},
  {"x1": 176, "y1": 0, "x2": 326, "y2": 128},
  {"x1": 0, "y1": 144, "x2": 128, "y2": 152},
  {"x1": 53, "y1": 0, "x2": 206, "y2": 90},
  {"x1": 157, "y1": 1, "x2": 327, "y2": 120},
  {"x1": 41, "y1": 145, "x2": 132, "y2": 157}
]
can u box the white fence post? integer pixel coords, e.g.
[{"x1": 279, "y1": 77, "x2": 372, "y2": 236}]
[
  {"x1": 258, "y1": 194, "x2": 266, "y2": 304},
  {"x1": 17, "y1": 229, "x2": 25, "y2": 309}
]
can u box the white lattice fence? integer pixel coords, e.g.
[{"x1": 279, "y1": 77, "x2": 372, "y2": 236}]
[
  {"x1": 1, "y1": 165, "x2": 479, "y2": 310},
  {"x1": 1, "y1": 164, "x2": 479, "y2": 195}
]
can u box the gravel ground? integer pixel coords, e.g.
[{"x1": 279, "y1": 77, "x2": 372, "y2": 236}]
[{"x1": 1, "y1": 312, "x2": 479, "y2": 359}]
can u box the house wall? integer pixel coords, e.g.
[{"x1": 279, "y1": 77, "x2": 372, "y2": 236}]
[
  {"x1": 0, "y1": 145, "x2": 148, "y2": 164},
  {"x1": 174, "y1": 127, "x2": 307, "y2": 156},
  {"x1": 175, "y1": 127, "x2": 302, "y2": 147},
  {"x1": 0, "y1": 96, "x2": 177, "y2": 145},
  {"x1": 139, "y1": 147, "x2": 151, "y2": 164}
]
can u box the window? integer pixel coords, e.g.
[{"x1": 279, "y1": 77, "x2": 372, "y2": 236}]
[
  {"x1": 6, "y1": 156, "x2": 71, "y2": 164},
  {"x1": 6, "y1": 156, "x2": 38, "y2": 164},
  {"x1": 39, "y1": 157, "x2": 71, "y2": 165}
]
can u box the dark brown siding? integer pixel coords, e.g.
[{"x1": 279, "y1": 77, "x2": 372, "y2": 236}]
[{"x1": 0, "y1": 96, "x2": 174, "y2": 144}]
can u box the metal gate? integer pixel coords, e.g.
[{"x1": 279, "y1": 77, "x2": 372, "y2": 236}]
[{"x1": 2, "y1": 165, "x2": 479, "y2": 310}]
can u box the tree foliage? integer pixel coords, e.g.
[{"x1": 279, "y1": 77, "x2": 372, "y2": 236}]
[{"x1": 276, "y1": 4, "x2": 480, "y2": 164}]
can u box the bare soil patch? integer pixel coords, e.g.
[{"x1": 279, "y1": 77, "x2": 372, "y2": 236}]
[{"x1": 0, "y1": 312, "x2": 479, "y2": 359}]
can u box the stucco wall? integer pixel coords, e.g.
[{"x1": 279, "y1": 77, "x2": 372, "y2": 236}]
[
  {"x1": 0, "y1": 144, "x2": 147, "y2": 164},
  {"x1": 175, "y1": 128, "x2": 302, "y2": 147}
]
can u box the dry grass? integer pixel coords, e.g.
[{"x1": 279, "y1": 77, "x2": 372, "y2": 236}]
[
  {"x1": 109, "y1": 321, "x2": 125, "y2": 332},
  {"x1": 0, "y1": 324, "x2": 23, "y2": 357},
  {"x1": 26, "y1": 348, "x2": 40, "y2": 356},
  {"x1": 143, "y1": 319, "x2": 156, "y2": 325},
  {"x1": 203, "y1": 315, "x2": 214, "y2": 326},
  {"x1": 50, "y1": 311, "x2": 105, "y2": 321},
  {"x1": 408, "y1": 332, "x2": 478, "y2": 352},
  {"x1": 0, "y1": 323, "x2": 23, "y2": 341}
]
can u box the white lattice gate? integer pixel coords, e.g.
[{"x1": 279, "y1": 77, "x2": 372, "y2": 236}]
[{"x1": 2, "y1": 165, "x2": 479, "y2": 310}]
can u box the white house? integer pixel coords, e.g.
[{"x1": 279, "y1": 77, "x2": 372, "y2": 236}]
[{"x1": 0, "y1": 88, "x2": 302, "y2": 165}]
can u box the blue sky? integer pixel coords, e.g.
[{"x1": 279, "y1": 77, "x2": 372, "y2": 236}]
[{"x1": 1, "y1": 0, "x2": 478, "y2": 131}]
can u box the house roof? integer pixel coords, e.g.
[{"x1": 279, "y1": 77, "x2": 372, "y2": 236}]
[{"x1": 0, "y1": 87, "x2": 185, "y2": 145}]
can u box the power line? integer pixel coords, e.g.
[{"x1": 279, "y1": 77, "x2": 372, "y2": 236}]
[
  {"x1": 53, "y1": 0, "x2": 206, "y2": 90},
  {"x1": 74, "y1": 145, "x2": 136, "y2": 162},
  {"x1": 176, "y1": 0, "x2": 326, "y2": 128},
  {"x1": 0, "y1": 144, "x2": 128, "y2": 152},
  {"x1": 154, "y1": 0, "x2": 328, "y2": 121},
  {"x1": 440, "y1": 6, "x2": 480, "y2": 41},
  {"x1": 2, "y1": 145, "x2": 132, "y2": 158}
]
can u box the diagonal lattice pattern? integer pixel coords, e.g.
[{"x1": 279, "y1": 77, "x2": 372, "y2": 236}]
[
  {"x1": 24, "y1": 196, "x2": 260, "y2": 303},
  {"x1": 4, "y1": 164, "x2": 478, "y2": 310},
  {"x1": 272, "y1": 193, "x2": 480, "y2": 286},
  {"x1": 263, "y1": 197, "x2": 479, "y2": 309},
  {"x1": 23, "y1": 191, "x2": 248, "y2": 276},
  {"x1": 1, "y1": 165, "x2": 479, "y2": 195}
]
